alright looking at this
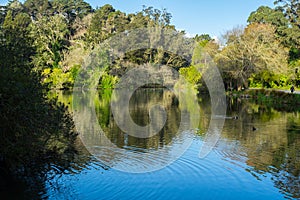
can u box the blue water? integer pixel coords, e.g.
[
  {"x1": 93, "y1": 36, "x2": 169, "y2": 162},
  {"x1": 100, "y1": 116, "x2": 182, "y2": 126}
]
[
  {"x1": 45, "y1": 138, "x2": 287, "y2": 200},
  {"x1": 44, "y1": 90, "x2": 299, "y2": 199}
]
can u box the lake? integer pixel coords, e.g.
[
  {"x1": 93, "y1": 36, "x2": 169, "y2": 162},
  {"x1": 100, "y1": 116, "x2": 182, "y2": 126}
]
[{"x1": 44, "y1": 88, "x2": 299, "y2": 199}]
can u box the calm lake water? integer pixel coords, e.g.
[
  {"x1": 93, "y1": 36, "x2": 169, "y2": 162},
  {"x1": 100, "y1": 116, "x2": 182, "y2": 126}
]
[{"x1": 45, "y1": 88, "x2": 300, "y2": 200}]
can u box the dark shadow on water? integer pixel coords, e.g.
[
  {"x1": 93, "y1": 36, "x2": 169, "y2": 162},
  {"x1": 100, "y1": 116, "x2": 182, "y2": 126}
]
[
  {"x1": 0, "y1": 125, "x2": 105, "y2": 199},
  {"x1": 24, "y1": 89, "x2": 300, "y2": 199}
]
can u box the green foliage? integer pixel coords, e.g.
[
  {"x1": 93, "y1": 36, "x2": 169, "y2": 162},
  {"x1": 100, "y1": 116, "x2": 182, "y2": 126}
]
[
  {"x1": 86, "y1": 5, "x2": 174, "y2": 48},
  {"x1": 289, "y1": 47, "x2": 300, "y2": 61},
  {"x1": 23, "y1": 0, "x2": 51, "y2": 19},
  {"x1": 248, "y1": 3, "x2": 300, "y2": 62},
  {"x1": 249, "y1": 71, "x2": 290, "y2": 88},
  {"x1": 24, "y1": 0, "x2": 92, "y2": 23},
  {"x1": 248, "y1": 6, "x2": 289, "y2": 41},
  {"x1": 29, "y1": 14, "x2": 69, "y2": 70},
  {"x1": 275, "y1": 0, "x2": 300, "y2": 28},
  {"x1": 0, "y1": 63, "x2": 77, "y2": 173},
  {"x1": 51, "y1": 0, "x2": 92, "y2": 22},
  {"x1": 141, "y1": 6, "x2": 172, "y2": 27},
  {"x1": 42, "y1": 67, "x2": 75, "y2": 89},
  {"x1": 0, "y1": 1, "x2": 78, "y2": 188},
  {"x1": 1, "y1": 10, "x2": 33, "y2": 65},
  {"x1": 179, "y1": 66, "x2": 202, "y2": 88},
  {"x1": 245, "y1": 2, "x2": 300, "y2": 90},
  {"x1": 2, "y1": 0, "x2": 300, "y2": 93},
  {"x1": 86, "y1": 4, "x2": 119, "y2": 45},
  {"x1": 216, "y1": 23, "x2": 288, "y2": 90},
  {"x1": 194, "y1": 34, "x2": 212, "y2": 42},
  {"x1": 95, "y1": 89, "x2": 113, "y2": 128},
  {"x1": 0, "y1": 6, "x2": 6, "y2": 25},
  {"x1": 98, "y1": 72, "x2": 119, "y2": 89}
]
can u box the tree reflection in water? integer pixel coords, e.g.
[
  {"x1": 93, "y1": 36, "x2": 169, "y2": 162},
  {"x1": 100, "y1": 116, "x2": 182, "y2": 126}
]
[
  {"x1": 96, "y1": 88, "x2": 181, "y2": 149},
  {"x1": 48, "y1": 90, "x2": 299, "y2": 199},
  {"x1": 218, "y1": 97, "x2": 300, "y2": 199}
]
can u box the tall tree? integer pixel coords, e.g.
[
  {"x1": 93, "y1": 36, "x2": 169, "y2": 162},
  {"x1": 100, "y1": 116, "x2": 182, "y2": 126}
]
[
  {"x1": 0, "y1": 6, "x2": 77, "y2": 180},
  {"x1": 86, "y1": 4, "x2": 117, "y2": 46},
  {"x1": 0, "y1": 5, "x2": 7, "y2": 25},
  {"x1": 194, "y1": 34, "x2": 212, "y2": 42},
  {"x1": 275, "y1": 0, "x2": 300, "y2": 27},
  {"x1": 248, "y1": 5, "x2": 300, "y2": 48},
  {"x1": 142, "y1": 6, "x2": 173, "y2": 27},
  {"x1": 51, "y1": 0, "x2": 92, "y2": 23},
  {"x1": 1, "y1": 10, "x2": 33, "y2": 66},
  {"x1": 30, "y1": 14, "x2": 69, "y2": 70},
  {"x1": 23, "y1": 0, "x2": 51, "y2": 19},
  {"x1": 216, "y1": 23, "x2": 288, "y2": 90},
  {"x1": 6, "y1": 0, "x2": 24, "y2": 15}
]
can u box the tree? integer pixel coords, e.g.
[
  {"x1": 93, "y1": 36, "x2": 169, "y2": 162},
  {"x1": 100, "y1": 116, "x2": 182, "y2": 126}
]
[
  {"x1": 51, "y1": 0, "x2": 92, "y2": 32},
  {"x1": 274, "y1": 0, "x2": 300, "y2": 48},
  {"x1": 248, "y1": 6, "x2": 288, "y2": 38},
  {"x1": 127, "y1": 12, "x2": 149, "y2": 29},
  {"x1": 6, "y1": 0, "x2": 24, "y2": 15},
  {"x1": 23, "y1": 0, "x2": 52, "y2": 19},
  {"x1": 141, "y1": 6, "x2": 173, "y2": 28},
  {"x1": 86, "y1": 4, "x2": 118, "y2": 46},
  {"x1": 30, "y1": 14, "x2": 69, "y2": 70},
  {"x1": 216, "y1": 23, "x2": 288, "y2": 90},
  {"x1": 248, "y1": 5, "x2": 300, "y2": 48},
  {"x1": 0, "y1": 5, "x2": 82, "y2": 197},
  {"x1": 1, "y1": 10, "x2": 33, "y2": 66},
  {"x1": 194, "y1": 34, "x2": 212, "y2": 42},
  {"x1": 248, "y1": 6, "x2": 288, "y2": 28},
  {"x1": 0, "y1": 5, "x2": 77, "y2": 182},
  {"x1": 275, "y1": 0, "x2": 300, "y2": 27},
  {"x1": 0, "y1": 5, "x2": 7, "y2": 25}
]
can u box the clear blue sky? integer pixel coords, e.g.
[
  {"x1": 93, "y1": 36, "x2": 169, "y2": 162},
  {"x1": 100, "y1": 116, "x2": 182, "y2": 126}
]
[{"x1": 0, "y1": 0, "x2": 275, "y2": 37}]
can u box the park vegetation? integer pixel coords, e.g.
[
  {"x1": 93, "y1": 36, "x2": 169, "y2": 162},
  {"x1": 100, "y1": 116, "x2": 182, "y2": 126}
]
[
  {"x1": 1, "y1": 0, "x2": 299, "y2": 91},
  {"x1": 0, "y1": 0, "x2": 300, "y2": 197}
]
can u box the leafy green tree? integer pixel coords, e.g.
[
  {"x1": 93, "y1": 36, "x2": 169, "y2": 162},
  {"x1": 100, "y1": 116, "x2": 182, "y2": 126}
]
[
  {"x1": 274, "y1": 0, "x2": 300, "y2": 48},
  {"x1": 179, "y1": 65, "x2": 202, "y2": 88},
  {"x1": 2, "y1": 10, "x2": 33, "y2": 66},
  {"x1": 51, "y1": 0, "x2": 92, "y2": 36},
  {"x1": 248, "y1": 6, "x2": 288, "y2": 28},
  {"x1": 0, "y1": 5, "x2": 7, "y2": 25},
  {"x1": 275, "y1": 0, "x2": 300, "y2": 27},
  {"x1": 0, "y1": 4, "x2": 77, "y2": 181},
  {"x1": 52, "y1": 0, "x2": 92, "y2": 21},
  {"x1": 6, "y1": 0, "x2": 25, "y2": 15},
  {"x1": 248, "y1": 5, "x2": 300, "y2": 49},
  {"x1": 248, "y1": 6, "x2": 289, "y2": 40},
  {"x1": 127, "y1": 12, "x2": 149, "y2": 29},
  {"x1": 141, "y1": 6, "x2": 173, "y2": 28},
  {"x1": 86, "y1": 4, "x2": 113, "y2": 45},
  {"x1": 30, "y1": 14, "x2": 69, "y2": 70},
  {"x1": 248, "y1": 3, "x2": 300, "y2": 82},
  {"x1": 194, "y1": 34, "x2": 212, "y2": 42},
  {"x1": 86, "y1": 4, "x2": 127, "y2": 46},
  {"x1": 216, "y1": 23, "x2": 288, "y2": 90},
  {"x1": 23, "y1": 0, "x2": 51, "y2": 19}
]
